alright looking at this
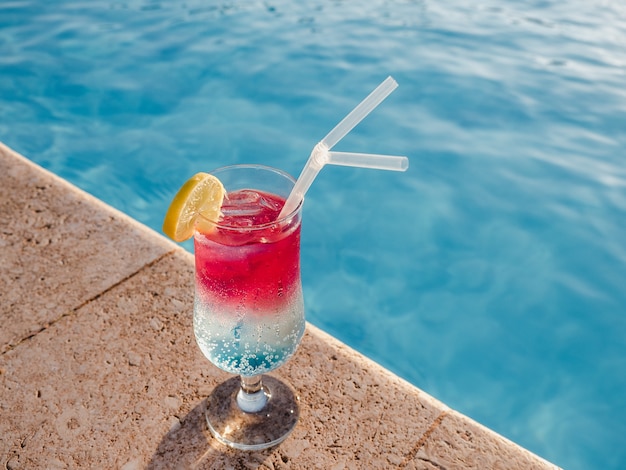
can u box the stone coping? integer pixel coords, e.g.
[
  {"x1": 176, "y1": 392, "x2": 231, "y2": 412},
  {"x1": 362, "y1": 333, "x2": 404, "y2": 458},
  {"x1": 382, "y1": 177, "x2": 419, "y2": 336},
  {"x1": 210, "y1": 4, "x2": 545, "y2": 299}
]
[{"x1": 0, "y1": 142, "x2": 560, "y2": 469}]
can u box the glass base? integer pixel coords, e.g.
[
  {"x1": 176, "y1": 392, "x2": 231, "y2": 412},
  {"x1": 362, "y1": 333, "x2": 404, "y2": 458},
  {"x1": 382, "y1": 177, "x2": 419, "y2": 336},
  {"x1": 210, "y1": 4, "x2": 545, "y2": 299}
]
[{"x1": 205, "y1": 375, "x2": 300, "y2": 450}]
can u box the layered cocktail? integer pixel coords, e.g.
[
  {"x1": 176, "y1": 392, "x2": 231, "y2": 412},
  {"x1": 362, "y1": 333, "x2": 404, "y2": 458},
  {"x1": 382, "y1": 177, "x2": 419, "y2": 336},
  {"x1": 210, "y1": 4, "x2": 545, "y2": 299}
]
[{"x1": 174, "y1": 164, "x2": 305, "y2": 449}]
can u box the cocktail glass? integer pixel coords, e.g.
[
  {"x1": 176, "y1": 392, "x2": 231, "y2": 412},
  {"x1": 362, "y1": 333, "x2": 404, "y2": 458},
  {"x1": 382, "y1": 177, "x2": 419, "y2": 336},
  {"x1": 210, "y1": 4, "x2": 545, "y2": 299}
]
[{"x1": 193, "y1": 164, "x2": 305, "y2": 450}]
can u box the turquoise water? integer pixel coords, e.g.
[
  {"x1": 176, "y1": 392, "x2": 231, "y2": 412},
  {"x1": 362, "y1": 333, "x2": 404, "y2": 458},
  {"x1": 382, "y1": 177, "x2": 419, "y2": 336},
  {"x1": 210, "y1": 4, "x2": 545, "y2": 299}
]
[{"x1": 2, "y1": 1, "x2": 625, "y2": 468}]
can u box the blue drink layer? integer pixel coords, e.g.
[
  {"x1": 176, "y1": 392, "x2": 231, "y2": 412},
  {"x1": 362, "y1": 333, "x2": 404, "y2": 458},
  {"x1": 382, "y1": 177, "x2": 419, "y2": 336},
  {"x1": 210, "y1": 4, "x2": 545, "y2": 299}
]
[{"x1": 194, "y1": 292, "x2": 305, "y2": 377}]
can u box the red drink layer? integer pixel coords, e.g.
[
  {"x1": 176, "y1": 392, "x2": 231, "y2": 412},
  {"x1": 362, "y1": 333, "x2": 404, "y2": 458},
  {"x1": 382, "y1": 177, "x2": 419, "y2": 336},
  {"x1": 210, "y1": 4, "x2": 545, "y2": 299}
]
[{"x1": 194, "y1": 189, "x2": 301, "y2": 311}]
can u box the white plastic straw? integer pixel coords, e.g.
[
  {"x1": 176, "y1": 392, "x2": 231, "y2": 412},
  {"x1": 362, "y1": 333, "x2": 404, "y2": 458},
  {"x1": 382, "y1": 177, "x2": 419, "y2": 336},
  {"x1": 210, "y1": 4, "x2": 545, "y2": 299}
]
[
  {"x1": 327, "y1": 151, "x2": 409, "y2": 171},
  {"x1": 321, "y1": 76, "x2": 398, "y2": 149},
  {"x1": 279, "y1": 76, "x2": 408, "y2": 219}
]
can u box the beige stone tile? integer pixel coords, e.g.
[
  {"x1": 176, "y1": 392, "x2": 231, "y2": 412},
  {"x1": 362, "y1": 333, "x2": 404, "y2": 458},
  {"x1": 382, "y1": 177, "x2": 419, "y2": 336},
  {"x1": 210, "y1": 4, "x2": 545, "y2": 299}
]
[
  {"x1": 403, "y1": 409, "x2": 562, "y2": 470},
  {"x1": 0, "y1": 250, "x2": 444, "y2": 469},
  {"x1": 0, "y1": 143, "x2": 173, "y2": 352},
  {"x1": 279, "y1": 325, "x2": 447, "y2": 469},
  {"x1": 0, "y1": 249, "x2": 211, "y2": 469}
]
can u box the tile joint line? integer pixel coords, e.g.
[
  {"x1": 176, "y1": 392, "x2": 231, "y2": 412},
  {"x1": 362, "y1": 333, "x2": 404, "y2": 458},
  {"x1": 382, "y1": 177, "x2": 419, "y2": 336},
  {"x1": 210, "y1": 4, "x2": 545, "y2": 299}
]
[
  {"x1": 1, "y1": 249, "x2": 178, "y2": 355},
  {"x1": 398, "y1": 410, "x2": 448, "y2": 469}
]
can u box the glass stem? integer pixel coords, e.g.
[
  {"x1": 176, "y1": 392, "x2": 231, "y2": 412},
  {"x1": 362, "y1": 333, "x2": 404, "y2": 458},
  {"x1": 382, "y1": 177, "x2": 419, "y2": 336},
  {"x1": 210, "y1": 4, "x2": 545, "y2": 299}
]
[{"x1": 237, "y1": 375, "x2": 268, "y2": 413}]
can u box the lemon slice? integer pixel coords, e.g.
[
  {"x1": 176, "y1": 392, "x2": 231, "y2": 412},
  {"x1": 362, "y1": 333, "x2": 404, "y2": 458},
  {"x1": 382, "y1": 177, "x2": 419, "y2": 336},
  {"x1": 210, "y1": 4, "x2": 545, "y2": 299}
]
[{"x1": 162, "y1": 172, "x2": 225, "y2": 242}]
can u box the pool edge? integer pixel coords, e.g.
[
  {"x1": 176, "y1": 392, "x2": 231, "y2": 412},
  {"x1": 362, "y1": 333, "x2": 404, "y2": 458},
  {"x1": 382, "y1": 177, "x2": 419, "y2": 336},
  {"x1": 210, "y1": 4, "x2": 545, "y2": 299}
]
[{"x1": 0, "y1": 141, "x2": 561, "y2": 469}]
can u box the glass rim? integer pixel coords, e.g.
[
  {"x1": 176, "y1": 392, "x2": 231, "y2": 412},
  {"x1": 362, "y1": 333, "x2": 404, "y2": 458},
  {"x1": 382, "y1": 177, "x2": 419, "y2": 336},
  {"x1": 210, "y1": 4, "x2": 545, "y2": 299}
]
[{"x1": 195, "y1": 164, "x2": 303, "y2": 231}]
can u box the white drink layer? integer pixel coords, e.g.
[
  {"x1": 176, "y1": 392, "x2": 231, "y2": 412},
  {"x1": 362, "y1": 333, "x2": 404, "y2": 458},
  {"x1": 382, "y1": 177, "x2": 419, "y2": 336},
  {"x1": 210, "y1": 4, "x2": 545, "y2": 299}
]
[{"x1": 194, "y1": 289, "x2": 305, "y2": 376}]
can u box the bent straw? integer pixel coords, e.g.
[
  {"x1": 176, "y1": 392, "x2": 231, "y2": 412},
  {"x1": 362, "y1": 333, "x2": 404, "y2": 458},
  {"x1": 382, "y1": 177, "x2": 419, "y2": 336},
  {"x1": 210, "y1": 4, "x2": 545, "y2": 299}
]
[{"x1": 279, "y1": 76, "x2": 407, "y2": 219}]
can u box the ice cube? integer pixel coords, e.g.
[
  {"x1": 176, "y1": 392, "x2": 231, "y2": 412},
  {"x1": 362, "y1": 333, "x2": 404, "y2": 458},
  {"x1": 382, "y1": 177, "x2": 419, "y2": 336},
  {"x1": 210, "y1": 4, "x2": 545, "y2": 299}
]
[
  {"x1": 221, "y1": 190, "x2": 265, "y2": 218},
  {"x1": 219, "y1": 189, "x2": 283, "y2": 229},
  {"x1": 259, "y1": 193, "x2": 283, "y2": 212}
]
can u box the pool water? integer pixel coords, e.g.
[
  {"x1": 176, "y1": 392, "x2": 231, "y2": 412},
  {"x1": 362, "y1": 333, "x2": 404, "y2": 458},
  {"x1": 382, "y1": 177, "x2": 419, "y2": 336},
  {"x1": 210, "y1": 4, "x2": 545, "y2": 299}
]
[{"x1": 2, "y1": 1, "x2": 625, "y2": 468}]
